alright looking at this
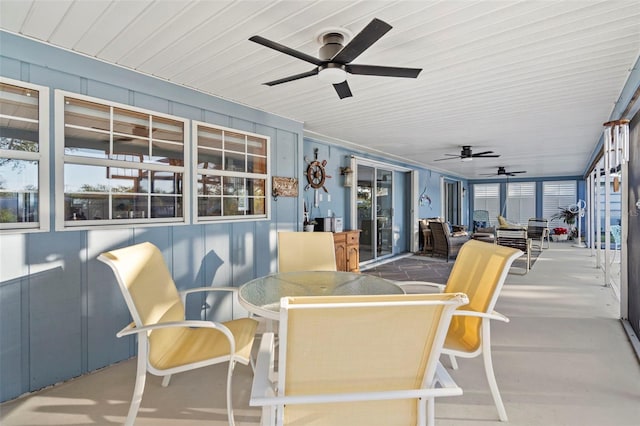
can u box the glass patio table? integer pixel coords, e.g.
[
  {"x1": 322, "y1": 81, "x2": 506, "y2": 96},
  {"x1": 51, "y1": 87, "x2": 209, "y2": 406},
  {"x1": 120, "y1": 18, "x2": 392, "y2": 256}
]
[{"x1": 238, "y1": 271, "x2": 405, "y2": 320}]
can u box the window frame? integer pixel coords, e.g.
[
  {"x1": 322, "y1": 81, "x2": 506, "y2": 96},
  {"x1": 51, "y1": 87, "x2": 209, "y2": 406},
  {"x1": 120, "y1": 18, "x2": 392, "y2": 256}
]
[
  {"x1": 192, "y1": 120, "x2": 270, "y2": 223},
  {"x1": 0, "y1": 77, "x2": 50, "y2": 233},
  {"x1": 54, "y1": 90, "x2": 190, "y2": 230}
]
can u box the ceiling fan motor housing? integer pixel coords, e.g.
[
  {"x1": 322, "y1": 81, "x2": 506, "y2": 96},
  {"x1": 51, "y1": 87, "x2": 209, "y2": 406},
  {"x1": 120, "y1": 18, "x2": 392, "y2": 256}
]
[{"x1": 319, "y1": 33, "x2": 345, "y2": 60}]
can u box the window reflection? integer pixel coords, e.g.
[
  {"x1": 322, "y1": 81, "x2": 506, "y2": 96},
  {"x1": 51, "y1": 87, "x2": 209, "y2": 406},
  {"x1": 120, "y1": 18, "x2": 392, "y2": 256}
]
[
  {"x1": 1, "y1": 82, "x2": 42, "y2": 228},
  {"x1": 0, "y1": 159, "x2": 38, "y2": 223},
  {"x1": 65, "y1": 127, "x2": 109, "y2": 158},
  {"x1": 62, "y1": 95, "x2": 187, "y2": 225},
  {"x1": 195, "y1": 123, "x2": 269, "y2": 221}
]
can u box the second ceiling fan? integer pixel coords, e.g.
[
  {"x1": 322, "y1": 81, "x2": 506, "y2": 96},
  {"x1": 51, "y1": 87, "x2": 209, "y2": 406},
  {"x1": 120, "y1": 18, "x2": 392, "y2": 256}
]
[
  {"x1": 249, "y1": 18, "x2": 422, "y2": 99},
  {"x1": 435, "y1": 145, "x2": 500, "y2": 162},
  {"x1": 482, "y1": 166, "x2": 527, "y2": 177}
]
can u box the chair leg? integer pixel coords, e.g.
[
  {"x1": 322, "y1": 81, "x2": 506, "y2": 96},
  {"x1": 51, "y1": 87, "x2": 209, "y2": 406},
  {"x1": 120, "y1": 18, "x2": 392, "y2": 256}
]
[
  {"x1": 448, "y1": 354, "x2": 458, "y2": 370},
  {"x1": 426, "y1": 396, "x2": 435, "y2": 426},
  {"x1": 161, "y1": 374, "x2": 172, "y2": 387},
  {"x1": 482, "y1": 322, "x2": 508, "y2": 421},
  {"x1": 125, "y1": 346, "x2": 149, "y2": 426},
  {"x1": 226, "y1": 359, "x2": 236, "y2": 426}
]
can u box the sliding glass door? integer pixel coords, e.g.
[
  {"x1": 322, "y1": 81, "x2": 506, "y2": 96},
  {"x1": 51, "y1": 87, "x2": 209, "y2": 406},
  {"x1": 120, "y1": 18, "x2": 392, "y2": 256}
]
[{"x1": 357, "y1": 165, "x2": 393, "y2": 262}]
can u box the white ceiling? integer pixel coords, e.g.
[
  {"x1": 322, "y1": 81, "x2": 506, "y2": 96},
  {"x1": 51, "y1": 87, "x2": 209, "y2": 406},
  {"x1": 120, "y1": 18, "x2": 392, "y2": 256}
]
[{"x1": 2, "y1": 0, "x2": 639, "y2": 179}]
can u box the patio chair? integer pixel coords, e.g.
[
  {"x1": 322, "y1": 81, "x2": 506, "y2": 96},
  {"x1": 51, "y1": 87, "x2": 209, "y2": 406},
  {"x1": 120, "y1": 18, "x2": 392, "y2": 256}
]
[
  {"x1": 98, "y1": 242, "x2": 258, "y2": 426},
  {"x1": 394, "y1": 240, "x2": 523, "y2": 422},
  {"x1": 473, "y1": 209, "x2": 491, "y2": 232},
  {"x1": 250, "y1": 293, "x2": 469, "y2": 426},
  {"x1": 429, "y1": 220, "x2": 470, "y2": 262},
  {"x1": 277, "y1": 231, "x2": 337, "y2": 272},
  {"x1": 496, "y1": 227, "x2": 531, "y2": 273},
  {"x1": 527, "y1": 218, "x2": 550, "y2": 250}
]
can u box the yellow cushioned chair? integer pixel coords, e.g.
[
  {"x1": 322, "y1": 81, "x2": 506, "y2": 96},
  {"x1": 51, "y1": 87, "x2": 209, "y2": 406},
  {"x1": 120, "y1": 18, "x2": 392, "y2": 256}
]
[
  {"x1": 98, "y1": 242, "x2": 258, "y2": 426},
  {"x1": 395, "y1": 240, "x2": 522, "y2": 422},
  {"x1": 250, "y1": 293, "x2": 469, "y2": 426},
  {"x1": 277, "y1": 231, "x2": 337, "y2": 272}
]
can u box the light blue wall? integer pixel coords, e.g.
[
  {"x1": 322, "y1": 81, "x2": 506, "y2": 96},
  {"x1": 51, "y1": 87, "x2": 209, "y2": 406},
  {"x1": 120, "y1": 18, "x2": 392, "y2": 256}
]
[{"x1": 0, "y1": 32, "x2": 307, "y2": 402}]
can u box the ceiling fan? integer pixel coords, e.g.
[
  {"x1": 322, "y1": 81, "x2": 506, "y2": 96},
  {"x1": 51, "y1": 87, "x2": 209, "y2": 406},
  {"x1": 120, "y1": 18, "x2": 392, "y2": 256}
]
[
  {"x1": 434, "y1": 145, "x2": 500, "y2": 162},
  {"x1": 482, "y1": 166, "x2": 527, "y2": 177},
  {"x1": 249, "y1": 18, "x2": 422, "y2": 99}
]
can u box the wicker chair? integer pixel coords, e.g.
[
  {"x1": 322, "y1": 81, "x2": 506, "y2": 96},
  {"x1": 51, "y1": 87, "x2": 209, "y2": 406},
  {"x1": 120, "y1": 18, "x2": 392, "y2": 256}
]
[{"x1": 429, "y1": 220, "x2": 470, "y2": 262}]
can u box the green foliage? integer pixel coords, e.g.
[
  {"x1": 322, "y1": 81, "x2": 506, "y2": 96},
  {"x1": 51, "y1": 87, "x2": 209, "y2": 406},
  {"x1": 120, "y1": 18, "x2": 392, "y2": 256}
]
[
  {"x1": 550, "y1": 206, "x2": 578, "y2": 225},
  {"x1": 0, "y1": 208, "x2": 17, "y2": 223}
]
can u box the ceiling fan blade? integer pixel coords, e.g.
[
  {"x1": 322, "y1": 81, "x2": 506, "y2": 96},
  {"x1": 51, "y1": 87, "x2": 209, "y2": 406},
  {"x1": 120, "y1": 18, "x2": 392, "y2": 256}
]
[
  {"x1": 346, "y1": 64, "x2": 422, "y2": 78},
  {"x1": 333, "y1": 80, "x2": 353, "y2": 99},
  {"x1": 434, "y1": 156, "x2": 462, "y2": 161},
  {"x1": 471, "y1": 150, "x2": 498, "y2": 157},
  {"x1": 263, "y1": 69, "x2": 319, "y2": 86},
  {"x1": 249, "y1": 35, "x2": 322, "y2": 66},
  {"x1": 511, "y1": 171, "x2": 527, "y2": 174},
  {"x1": 332, "y1": 18, "x2": 392, "y2": 64}
]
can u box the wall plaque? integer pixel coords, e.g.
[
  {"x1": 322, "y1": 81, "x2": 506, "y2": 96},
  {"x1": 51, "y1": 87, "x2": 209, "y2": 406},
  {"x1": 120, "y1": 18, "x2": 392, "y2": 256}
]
[{"x1": 272, "y1": 176, "x2": 298, "y2": 198}]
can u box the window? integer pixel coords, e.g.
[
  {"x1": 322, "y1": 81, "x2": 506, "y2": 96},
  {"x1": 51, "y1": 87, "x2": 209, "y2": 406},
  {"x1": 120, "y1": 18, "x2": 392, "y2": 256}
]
[
  {"x1": 473, "y1": 183, "x2": 500, "y2": 226},
  {"x1": 506, "y1": 182, "x2": 536, "y2": 225},
  {"x1": 193, "y1": 122, "x2": 269, "y2": 222},
  {"x1": 0, "y1": 78, "x2": 49, "y2": 232},
  {"x1": 56, "y1": 92, "x2": 188, "y2": 229},
  {"x1": 543, "y1": 181, "x2": 577, "y2": 228}
]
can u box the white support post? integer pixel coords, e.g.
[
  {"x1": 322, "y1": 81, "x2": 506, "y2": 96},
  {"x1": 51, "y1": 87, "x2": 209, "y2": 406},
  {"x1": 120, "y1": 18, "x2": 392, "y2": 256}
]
[
  {"x1": 604, "y1": 127, "x2": 611, "y2": 287},
  {"x1": 585, "y1": 173, "x2": 595, "y2": 256},
  {"x1": 620, "y1": 159, "x2": 629, "y2": 318},
  {"x1": 595, "y1": 166, "x2": 602, "y2": 268}
]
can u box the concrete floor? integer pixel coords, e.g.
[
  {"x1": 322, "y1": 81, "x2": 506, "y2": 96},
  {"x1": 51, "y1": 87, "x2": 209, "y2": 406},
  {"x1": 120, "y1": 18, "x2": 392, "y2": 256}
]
[{"x1": 1, "y1": 242, "x2": 639, "y2": 425}]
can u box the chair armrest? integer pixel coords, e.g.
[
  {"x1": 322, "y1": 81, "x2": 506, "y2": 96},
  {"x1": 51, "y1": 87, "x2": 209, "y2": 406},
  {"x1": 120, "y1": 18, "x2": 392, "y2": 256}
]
[
  {"x1": 251, "y1": 383, "x2": 461, "y2": 407},
  {"x1": 452, "y1": 309, "x2": 509, "y2": 323},
  {"x1": 394, "y1": 281, "x2": 445, "y2": 293},
  {"x1": 116, "y1": 319, "x2": 235, "y2": 340},
  {"x1": 180, "y1": 286, "x2": 237, "y2": 296}
]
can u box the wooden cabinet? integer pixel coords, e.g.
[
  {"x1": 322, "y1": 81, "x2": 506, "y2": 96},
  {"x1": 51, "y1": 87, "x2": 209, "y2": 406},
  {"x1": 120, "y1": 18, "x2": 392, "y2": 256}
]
[{"x1": 333, "y1": 230, "x2": 360, "y2": 272}]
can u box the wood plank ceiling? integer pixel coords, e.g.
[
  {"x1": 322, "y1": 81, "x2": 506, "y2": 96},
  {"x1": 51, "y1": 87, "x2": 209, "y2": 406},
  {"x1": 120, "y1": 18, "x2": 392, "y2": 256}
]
[{"x1": 2, "y1": 0, "x2": 639, "y2": 179}]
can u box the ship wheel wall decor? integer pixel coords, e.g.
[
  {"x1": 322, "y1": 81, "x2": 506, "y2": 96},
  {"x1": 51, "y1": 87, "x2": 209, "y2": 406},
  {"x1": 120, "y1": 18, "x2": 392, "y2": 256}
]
[{"x1": 305, "y1": 148, "x2": 331, "y2": 192}]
